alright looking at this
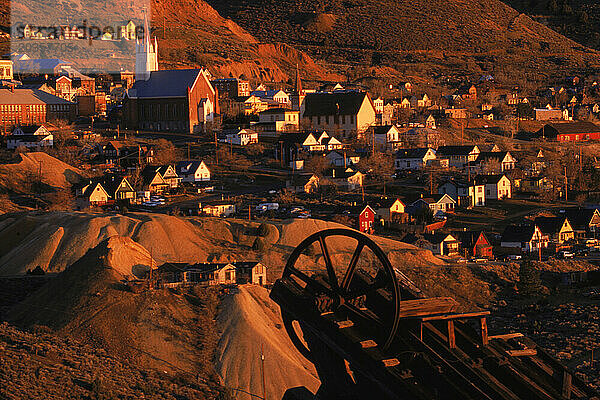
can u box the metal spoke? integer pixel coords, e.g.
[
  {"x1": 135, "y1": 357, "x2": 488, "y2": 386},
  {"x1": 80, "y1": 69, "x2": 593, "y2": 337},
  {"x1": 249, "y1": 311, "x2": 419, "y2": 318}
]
[
  {"x1": 318, "y1": 234, "x2": 339, "y2": 292},
  {"x1": 341, "y1": 242, "x2": 365, "y2": 292},
  {"x1": 288, "y1": 266, "x2": 335, "y2": 297}
]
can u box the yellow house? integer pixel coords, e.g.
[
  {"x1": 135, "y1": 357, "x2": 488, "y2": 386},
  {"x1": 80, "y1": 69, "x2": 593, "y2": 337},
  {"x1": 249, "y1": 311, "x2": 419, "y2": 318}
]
[
  {"x1": 376, "y1": 198, "x2": 407, "y2": 222},
  {"x1": 534, "y1": 216, "x2": 575, "y2": 244},
  {"x1": 302, "y1": 91, "x2": 376, "y2": 138}
]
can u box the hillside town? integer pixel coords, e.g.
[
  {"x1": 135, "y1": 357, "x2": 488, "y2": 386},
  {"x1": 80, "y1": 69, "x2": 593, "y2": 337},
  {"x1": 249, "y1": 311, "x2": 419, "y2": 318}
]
[
  {"x1": 2, "y1": 15, "x2": 600, "y2": 267},
  {"x1": 3, "y1": 5, "x2": 600, "y2": 400}
]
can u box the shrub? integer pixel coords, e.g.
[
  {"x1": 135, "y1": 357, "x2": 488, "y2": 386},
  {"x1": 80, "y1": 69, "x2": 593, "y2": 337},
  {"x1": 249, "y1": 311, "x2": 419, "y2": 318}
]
[{"x1": 517, "y1": 260, "x2": 544, "y2": 297}]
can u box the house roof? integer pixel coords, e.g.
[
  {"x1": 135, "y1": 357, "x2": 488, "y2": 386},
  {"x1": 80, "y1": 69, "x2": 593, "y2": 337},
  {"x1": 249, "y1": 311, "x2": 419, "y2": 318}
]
[
  {"x1": 501, "y1": 225, "x2": 535, "y2": 243},
  {"x1": 395, "y1": 148, "x2": 431, "y2": 159},
  {"x1": 303, "y1": 91, "x2": 370, "y2": 117},
  {"x1": 101, "y1": 175, "x2": 131, "y2": 195},
  {"x1": 6, "y1": 134, "x2": 51, "y2": 142},
  {"x1": 128, "y1": 69, "x2": 204, "y2": 98},
  {"x1": 423, "y1": 232, "x2": 456, "y2": 244},
  {"x1": 373, "y1": 125, "x2": 396, "y2": 135},
  {"x1": 472, "y1": 174, "x2": 507, "y2": 185},
  {"x1": 559, "y1": 208, "x2": 598, "y2": 230},
  {"x1": 545, "y1": 122, "x2": 600, "y2": 135},
  {"x1": 176, "y1": 161, "x2": 206, "y2": 175},
  {"x1": 14, "y1": 58, "x2": 72, "y2": 74},
  {"x1": 534, "y1": 216, "x2": 568, "y2": 235},
  {"x1": 436, "y1": 145, "x2": 477, "y2": 156},
  {"x1": 454, "y1": 230, "x2": 488, "y2": 248},
  {"x1": 288, "y1": 174, "x2": 318, "y2": 187},
  {"x1": 376, "y1": 197, "x2": 404, "y2": 209},
  {"x1": 475, "y1": 151, "x2": 510, "y2": 162},
  {"x1": 0, "y1": 88, "x2": 73, "y2": 105},
  {"x1": 14, "y1": 124, "x2": 45, "y2": 134}
]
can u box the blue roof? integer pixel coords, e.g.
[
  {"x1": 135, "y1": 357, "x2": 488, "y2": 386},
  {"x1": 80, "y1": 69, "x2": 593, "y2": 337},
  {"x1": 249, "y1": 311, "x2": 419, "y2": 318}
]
[
  {"x1": 14, "y1": 59, "x2": 72, "y2": 74},
  {"x1": 128, "y1": 69, "x2": 203, "y2": 98}
]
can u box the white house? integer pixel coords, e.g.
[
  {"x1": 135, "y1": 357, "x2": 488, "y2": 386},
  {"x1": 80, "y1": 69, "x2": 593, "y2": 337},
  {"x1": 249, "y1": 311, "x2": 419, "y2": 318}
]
[
  {"x1": 374, "y1": 125, "x2": 402, "y2": 150},
  {"x1": 436, "y1": 145, "x2": 480, "y2": 169},
  {"x1": 6, "y1": 126, "x2": 54, "y2": 150},
  {"x1": 326, "y1": 150, "x2": 360, "y2": 167},
  {"x1": 411, "y1": 194, "x2": 457, "y2": 214},
  {"x1": 395, "y1": 148, "x2": 436, "y2": 170},
  {"x1": 302, "y1": 131, "x2": 344, "y2": 152},
  {"x1": 225, "y1": 129, "x2": 258, "y2": 146},
  {"x1": 257, "y1": 108, "x2": 300, "y2": 132},
  {"x1": 202, "y1": 202, "x2": 236, "y2": 217},
  {"x1": 438, "y1": 179, "x2": 469, "y2": 203},
  {"x1": 501, "y1": 225, "x2": 549, "y2": 252},
  {"x1": 473, "y1": 174, "x2": 512, "y2": 200},
  {"x1": 250, "y1": 89, "x2": 290, "y2": 107},
  {"x1": 176, "y1": 161, "x2": 211, "y2": 183}
]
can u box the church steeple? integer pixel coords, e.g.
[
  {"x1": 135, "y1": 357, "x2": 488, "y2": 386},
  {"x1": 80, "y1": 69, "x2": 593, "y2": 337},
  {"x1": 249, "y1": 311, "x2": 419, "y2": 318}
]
[
  {"x1": 295, "y1": 64, "x2": 303, "y2": 95},
  {"x1": 135, "y1": 8, "x2": 158, "y2": 81}
]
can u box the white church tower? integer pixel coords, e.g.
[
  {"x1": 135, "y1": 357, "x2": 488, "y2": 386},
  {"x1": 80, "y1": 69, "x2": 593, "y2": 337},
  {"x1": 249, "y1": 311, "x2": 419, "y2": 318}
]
[{"x1": 135, "y1": 9, "x2": 158, "y2": 81}]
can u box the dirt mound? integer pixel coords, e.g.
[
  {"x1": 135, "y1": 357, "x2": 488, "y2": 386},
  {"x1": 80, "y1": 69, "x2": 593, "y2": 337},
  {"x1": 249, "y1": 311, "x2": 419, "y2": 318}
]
[
  {"x1": 215, "y1": 285, "x2": 320, "y2": 400},
  {"x1": 0, "y1": 152, "x2": 83, "y2": 194},
  {"x1": 0, "y1": 322, "x2": 226, "y2": 400}
]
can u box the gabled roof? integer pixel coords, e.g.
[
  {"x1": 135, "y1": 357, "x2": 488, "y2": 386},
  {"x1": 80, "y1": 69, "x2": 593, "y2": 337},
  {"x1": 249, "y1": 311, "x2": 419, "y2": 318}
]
[
  {"x1": 559, "y1": 208, "x2": 599, "y2": 230},
  {"x1": 176, "y1": 161, "x2": 208, "y2": 174},
  {"x1": 14, "y1": 58, "x2": 72, "y2": 74},
  {"x1": 395, "y1": 148, "x2": 432, "y2": 159},
  {"x1": 454, "y1": 230, "x2": 489, "y2": 248},
  {"x1": 501, "y1": 225, "x2": 535, "y2": 243},
  {"x1": 534, "y1": 216, "x2": 569, "y2": 235},
  {"x1": 101, "y1": 175, "x2": 133, "y2": 195},
  {"x1": 128, "y1": 69, "x2": 205, "y2": 98},
  {"x1": 303, "y1": 91, "x2": 371, "y2": 117},
  {"x1": 472, "y1": 174, "x2": 507, "y2": 185},
  {"x1": 475, "y1": 151, "x2": 511, "y2": 163},
  {"x1": 14, "y1": 125, "x2": 45, "y2": 134},
  {"x1": 373, "y1": 125, "x2": 398, "y2": 135},
  {"x1": 436, "y1": 145, "x2": 478, "y2": 156},
  {"x1": 6, "y1": 134, "x2": 51, "y2": 142},
  {"x1": 376, "y1": 197, "x2": 405, "y2": 209},
  {"x1": 423, "y1": 232, "x2": 457, "y2": 244}
]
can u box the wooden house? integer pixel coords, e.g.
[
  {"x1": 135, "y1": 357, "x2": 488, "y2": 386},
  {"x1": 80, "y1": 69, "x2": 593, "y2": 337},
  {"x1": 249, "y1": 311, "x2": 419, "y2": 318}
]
[
  {"x1": 394, "y1": 148, "x2": 436, "y2": 170},
  {"x1": 501, "y1": 225, "x2": 549, "y2": 253},
  {"x1": 436, "y1": 145, "x2": 480, "y2": 168},
  {"x1": 75, "y1": 180, "x2": 110, "y2": 208},
  {"x1": 176, "y1": 161, "x2": 210, "y2": 183},
  {"x1": 286, "y1": 174, "x2": 320, "y2": 194},
  {"x1": 202, "y1": 202, "x2": 236, "y2": 217},
  {"x1": 420, "y1": 233, "x2": 460, "y2": 256},
  {"x1": 534, "y1": 216, "x2": 574, "y2": 245},
  {"x1": 375, "y1": 198, "x2": 408, "y2": 223},
  {"x1": 142, "y1": 166, "x2": 169, "y2": 194},
  {"x1": 411, "y1": 194, "x2": 457, "y2": 214},
  {"x1": 232, "y1": 262, "x2": 267, "y2": 286},
  {"x1": 472, "y1": 174, "x2": 512, "y2": 201},
  {"x1": 455, "y1": 230, "x2": 493, "y2": 258},
  {"x1": 302, "y1": 91, "x2": 376, "y2": 138},
  {"x1": 358, "y1": 205, "x2": 376, "y2": 234},
  {"x1": 156, "y1": 165, "x2": 181, "y2": 189}
]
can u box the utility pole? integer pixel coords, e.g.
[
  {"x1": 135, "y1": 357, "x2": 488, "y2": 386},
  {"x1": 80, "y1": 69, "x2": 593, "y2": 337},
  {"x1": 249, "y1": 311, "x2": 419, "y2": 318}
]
[
  {"x1": 248, "y1": 205, "x2": 251, "y2": 221},
  {"x1": 372, "y1": 129, "x2": 375, "y2": 157},
  {"x1": 564, "y1": 166, "x2": 568, "y2": 202},
  {"x1": 260, "y1": 344, "x2": 267, "y2": 400},
  {"x1": 187, "y1": 142, "x2": 190, "y2": 160},
  {"x1": 149, "y1": 247, "x2": 153, "y2": 290},
  {"x1": 214, "y1": 130, "x2": 219, "y2": 165}
]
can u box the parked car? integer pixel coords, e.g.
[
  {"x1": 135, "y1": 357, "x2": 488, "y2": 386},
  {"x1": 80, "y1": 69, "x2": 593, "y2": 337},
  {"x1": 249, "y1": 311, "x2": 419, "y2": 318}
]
[
  {"x1": 506, "y1": 254, "x2": 522, "y2": 261},
  {"x1": 559, "y1": 251, "x2": 574, "y2": 259}
]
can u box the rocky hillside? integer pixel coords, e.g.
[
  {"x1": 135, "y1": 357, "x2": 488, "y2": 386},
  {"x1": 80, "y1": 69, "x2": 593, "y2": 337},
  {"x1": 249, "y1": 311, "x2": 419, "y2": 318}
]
[
  {"x1": 207, "y1": 0, "x2": 600, "y2": 86},
  {"x1": 502, "y1": 0, "x2": 600, "y2": 50}
]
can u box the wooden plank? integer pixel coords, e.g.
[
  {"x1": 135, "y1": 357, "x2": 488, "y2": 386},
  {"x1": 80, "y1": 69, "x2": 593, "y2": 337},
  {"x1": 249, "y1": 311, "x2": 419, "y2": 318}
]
[
  {"x1": 448, "y1": 320, "x2": 456, "y2": 349},
  {"x1": 397, "y1": 297, "x2": 459, "y2": 318},
  {"x1": 335, "y1": 320, "x2": 354, "y2": 329},
  {"x1": 562, "y1": 370, "x2": 572, "y2": 399},
  {"x1": 360, "y1": 340, "x2": 377, "y2": 349},
  {"x1": 480, "y1": 317, "x2": 488, "y2": 346},
  {"x1": 489, "y1": 333, "x2": 524, "y2": 341},
  {"x1": 381, "y1": 358, "x2": 400, "y2": 367},
  {"x1": 419, "y1": 311, "x2": 491, "y2": 322},
  {"x1": 506, "y1": 349, "x2": 537, "y2": 357}
]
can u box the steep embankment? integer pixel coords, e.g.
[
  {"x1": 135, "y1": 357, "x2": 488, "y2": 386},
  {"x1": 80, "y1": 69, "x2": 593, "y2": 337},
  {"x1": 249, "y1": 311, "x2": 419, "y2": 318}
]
[
  {"x1": 216, "y1": 285, "x2": 320, "y2": 400},
  {"x1": 0, "y1": 152, "x2": 83, "y2": 195}
]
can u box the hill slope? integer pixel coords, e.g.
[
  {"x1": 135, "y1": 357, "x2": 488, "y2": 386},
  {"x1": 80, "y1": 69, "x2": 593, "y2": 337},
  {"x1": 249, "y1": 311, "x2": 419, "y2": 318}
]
[{"x1": 207, "y1": 0, "x2": 600, "y2": 84}]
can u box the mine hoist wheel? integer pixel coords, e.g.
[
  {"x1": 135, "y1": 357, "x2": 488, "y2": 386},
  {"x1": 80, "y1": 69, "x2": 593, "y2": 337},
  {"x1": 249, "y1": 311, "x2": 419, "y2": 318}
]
[{"x1": 281, "y1": 228, "x2": 401, "y2": 360}]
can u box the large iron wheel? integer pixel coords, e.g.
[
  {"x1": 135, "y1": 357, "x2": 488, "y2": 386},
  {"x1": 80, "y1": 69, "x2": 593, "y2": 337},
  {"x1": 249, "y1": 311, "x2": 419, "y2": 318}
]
[{"x1": 282, "y1": 228, "x2": 401, "y2": 360}]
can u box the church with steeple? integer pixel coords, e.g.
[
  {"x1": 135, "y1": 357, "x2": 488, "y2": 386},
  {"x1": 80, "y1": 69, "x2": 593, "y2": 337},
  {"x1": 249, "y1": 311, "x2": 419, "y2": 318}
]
[
  {"x1": 290, "y1": 64, "x2": 305, "y2": 112},
  {"x1": 135, "y1": 10, "x2": 158, "y2": 81}
]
